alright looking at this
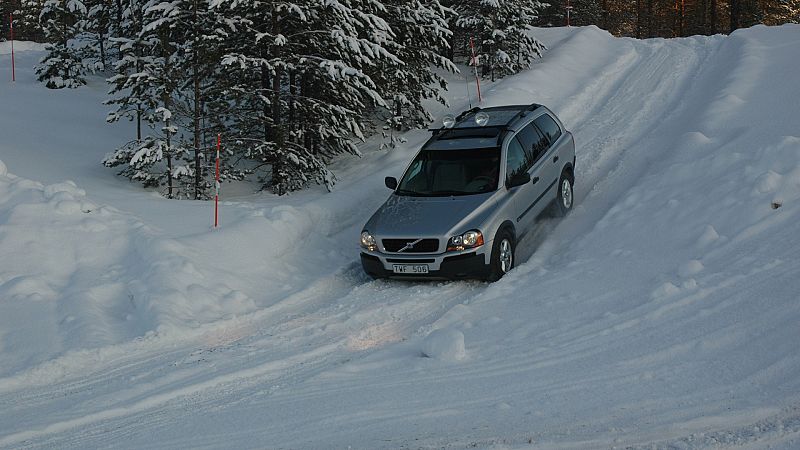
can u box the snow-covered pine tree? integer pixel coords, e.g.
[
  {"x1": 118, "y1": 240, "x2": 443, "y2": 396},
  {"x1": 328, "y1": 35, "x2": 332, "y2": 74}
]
[
  {"x1": 214, "y1": 0, "x2": 400, "y2": 194},
  {"x1": 372, "y1": 0, "x2": 458, "y2": 146},
  {"x1": 105, "y1": 0, "x2": 149, "y2": 141},
  {"x1": 156, "y1": 0, "x2": 232, "y2": 199},
  {"x1": 9, "y1": 0, "x2": 47, "y2": 42},
  {"x1": 452, "y1": 0, "x2": 546, "y2": 81},
  {"x1": 105, "y1": 0, "x2": 234, "y2": 199},
  {"x1": 36, "y1": 0, "x2": 90, "y2": 88},
  {"x1": 103, "y1": 8, "x2": 184, "y2": 197},
  {"x1": 81, "y1": 0, "x2": 114, "y2": 71}
]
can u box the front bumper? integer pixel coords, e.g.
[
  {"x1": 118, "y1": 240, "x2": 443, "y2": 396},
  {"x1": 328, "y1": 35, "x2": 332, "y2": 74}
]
[{"x1": 360, "y1": 250, "x2": 490, "y2": 280}]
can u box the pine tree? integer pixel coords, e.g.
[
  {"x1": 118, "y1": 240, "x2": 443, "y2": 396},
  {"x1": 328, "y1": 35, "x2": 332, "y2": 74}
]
[
  {"x1": 214, "y1": 0, "x2": 403, "y2": 194},
  {"x1": 36, "y1": 0, "x2": 89, "y2": 88},
  {"x1": 453, "y1": 0, "x2": 547, "y2": 81},
  {"x1": 373, "y1": 0, "x2": 458, "y2": 145},
  {"x1": 105, "y1": 0, "x2": 148, "y2": 141},
  {"x1": 103, "y1": 10, "x2": 183, "y2": 197},
  {"x1": 82, "y1": 0, "x2": 114, "y2": 71},
  {"x1": 104, "y1": 0, "x2": 235, "y2": 198}
]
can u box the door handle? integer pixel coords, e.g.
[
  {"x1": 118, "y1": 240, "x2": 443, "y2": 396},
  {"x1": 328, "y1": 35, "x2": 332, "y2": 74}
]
[
  {"x1": 531, "y1": 177, "x2": 539, "y2": 184},
  {"x1": 553, "y1": 155, "x2": 559, "y2": 163}
]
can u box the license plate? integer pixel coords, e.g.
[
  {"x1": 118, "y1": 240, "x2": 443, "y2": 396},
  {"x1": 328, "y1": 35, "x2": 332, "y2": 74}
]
[{"x1": 392, "y1": 264, "x2": 429, "y2": 274}]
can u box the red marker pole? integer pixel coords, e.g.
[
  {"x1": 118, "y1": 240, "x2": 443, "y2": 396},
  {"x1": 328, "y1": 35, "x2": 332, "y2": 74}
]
[
  {"x1": 565, "y1": 1, "x2": 572, "y2": 27},
  {"x1": 214, "y1": 134, "x2": 220, "y2": 228},
  {"x1": 10, "y1": 12, "x2": 15, "y2": 82},
  {"x1": 469, "y1": 37, "x2": 482, "y2": 103}
]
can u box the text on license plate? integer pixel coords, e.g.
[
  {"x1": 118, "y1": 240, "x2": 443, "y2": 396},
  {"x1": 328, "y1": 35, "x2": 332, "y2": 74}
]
[{"x1": 392, "y1": 264, "x2": 429, "y2": 274}]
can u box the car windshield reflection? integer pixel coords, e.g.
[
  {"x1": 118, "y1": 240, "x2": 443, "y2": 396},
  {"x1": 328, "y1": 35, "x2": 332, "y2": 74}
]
[{"x1": 396, "y1": 148, "x2": 500, "y2": 197}]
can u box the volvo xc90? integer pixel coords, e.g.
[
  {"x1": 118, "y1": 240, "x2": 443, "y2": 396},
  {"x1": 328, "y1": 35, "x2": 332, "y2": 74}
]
[{"x1": 360, "y1": 104, "x2": 576, "y2": 281}]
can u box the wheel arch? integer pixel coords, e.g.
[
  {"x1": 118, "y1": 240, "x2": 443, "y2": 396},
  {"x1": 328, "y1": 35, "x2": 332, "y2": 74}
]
[
  {"x1": 562, "y1": 162, "x2": 575, "y2": 182},
  {"x1": 496, "y1": 219, "x2": 516, "y2": 243}
]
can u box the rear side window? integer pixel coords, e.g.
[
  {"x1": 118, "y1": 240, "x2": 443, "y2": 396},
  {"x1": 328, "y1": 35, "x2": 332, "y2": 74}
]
[
  {"x1": 515, "y1": 123, "x2": 549, "y2": 165},
  {"x1": 534, "y1": 114, "x2": 562, "y2": 144}
]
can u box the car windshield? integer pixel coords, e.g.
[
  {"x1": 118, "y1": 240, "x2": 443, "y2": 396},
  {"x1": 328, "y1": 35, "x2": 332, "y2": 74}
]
[{"x1": 396, "y1": 148, "x2": 500, "y2": 197}]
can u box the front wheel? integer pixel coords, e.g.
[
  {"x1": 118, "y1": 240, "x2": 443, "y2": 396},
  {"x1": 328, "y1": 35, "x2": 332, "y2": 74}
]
[
  {"x1": 487, "y1": 230, "x2": 514, "y2": 282},
  {"x1": 555, "y1": 171, "x2": 574, "y2": 217}
]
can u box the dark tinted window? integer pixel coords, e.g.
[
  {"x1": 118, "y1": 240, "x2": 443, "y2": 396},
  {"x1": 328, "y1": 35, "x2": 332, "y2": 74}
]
[
  {"x1": 516, "y1": 123, "x2": 549, "y2": 165},
  {"x1": 534, "y1": 114, "x2": 562, "y2": 144},
  {"x1": 506, "y1": 137, "x2": 528, "y2": 180}
]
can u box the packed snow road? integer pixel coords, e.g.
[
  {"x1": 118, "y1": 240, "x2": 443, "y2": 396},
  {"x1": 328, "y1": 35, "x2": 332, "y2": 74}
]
[{"x1": 1, "y1": 25, "x2": 800, "y2": 448}]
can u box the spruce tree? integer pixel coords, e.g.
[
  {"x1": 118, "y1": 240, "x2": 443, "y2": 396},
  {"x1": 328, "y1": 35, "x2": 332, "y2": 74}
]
[
  {"x1": 9, "y1": 0, "x2": 46, "y2": 42},
  {"x1": 452, "y1": 0, "x2": 547, "y2": 81},
  {"x1": 214, "y1": 0, "x2": 402, "y2": 194},
  {"x1": 373, "y1": 0, "x2": 458, "y2": 145},
  {"x1": 36, "y1": 0, "x2": 89, "y2": 88}
]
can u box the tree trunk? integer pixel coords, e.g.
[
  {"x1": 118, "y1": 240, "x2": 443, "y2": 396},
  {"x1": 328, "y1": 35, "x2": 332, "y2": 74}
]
[
  {"x1": 261, "y1": 62, "x2": 271, "y2": 141},
  {"x1": 730, "y1": 0, "x2": 740, "y2": 31},
  {"x1": 710, "y1": 0, "x2": 717, "y2": 33},
  {"x1": 271, "y1": 14, "x2": 284, "y2": 195},
  {"x1": 700, "y1": 0, "x2": 707, "y2": 34},
  {"x1": 302, "y1": 71, "x2": 312, "y2": 153},
  {"x1": 272, "y1": 66, "x2": 283, "y2": 195},
  {"x1": 166, "y1": 116, "x2": 173, "y2": 199},
  {"x1": 99, "y1": 30, "x2": 106, "y2": 70},
  {"x1": 192, "y1": 0, "x2": 202, "y2": 200},
  {"x1": 289, "y1": 70, "x2": 296, "y2": 132},
  {"x1": 161, "y1": 36, "x2": 173, "y2": 199},
  {"x1": 636, "y1": 0, "x2": 642, "y2": 38}
]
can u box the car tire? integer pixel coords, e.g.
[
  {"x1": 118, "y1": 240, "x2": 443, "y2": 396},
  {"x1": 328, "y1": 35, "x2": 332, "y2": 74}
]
[
  {"x1": 555, "y1": 170, "x2": 574, "y2": 217},
  {"x1": 487, "y1": 229, "x2": 514, "y2": 282}
]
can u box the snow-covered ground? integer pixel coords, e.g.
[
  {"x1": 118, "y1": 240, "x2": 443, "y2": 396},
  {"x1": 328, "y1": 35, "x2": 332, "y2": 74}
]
[{"x1": 1, "y1": 25, "x2": 800, "y2": 449}]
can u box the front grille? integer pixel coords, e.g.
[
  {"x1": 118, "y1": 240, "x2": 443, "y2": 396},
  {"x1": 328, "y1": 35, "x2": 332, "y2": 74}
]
[
  {"x1": 382, "y1": 238, "x2": 439, "y2": 253},
  {"x1": 386, "y1": 258, "x2": 436, "y2": 263}
]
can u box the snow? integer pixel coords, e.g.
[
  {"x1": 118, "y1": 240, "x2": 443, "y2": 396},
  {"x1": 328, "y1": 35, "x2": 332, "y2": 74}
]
[
  {"x1": 421, "y1": 328, "x2": 467, "y2": 361},
  {"x1": 1, "y1": 24, "x2": 800, "y2": 449}
]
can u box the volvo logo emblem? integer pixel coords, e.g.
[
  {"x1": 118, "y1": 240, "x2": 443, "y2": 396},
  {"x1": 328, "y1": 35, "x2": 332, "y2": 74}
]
[{"x1": 398, "y1": 238, "x2": 423, "y2": 253}]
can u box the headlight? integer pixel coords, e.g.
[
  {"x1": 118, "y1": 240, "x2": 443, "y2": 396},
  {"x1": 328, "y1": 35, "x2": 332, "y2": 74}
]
[
  {"x1": 447, "y1": 230, "x2": 484, "y2": 252},
  {"x1": 360, "y1": 231, "x2": 377, "y2": 251}
]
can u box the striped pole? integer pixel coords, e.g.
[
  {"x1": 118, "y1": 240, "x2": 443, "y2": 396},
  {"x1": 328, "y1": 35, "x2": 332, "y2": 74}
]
[{"x1": 469, "y1": 37, "x2": 482, "y2": 103}]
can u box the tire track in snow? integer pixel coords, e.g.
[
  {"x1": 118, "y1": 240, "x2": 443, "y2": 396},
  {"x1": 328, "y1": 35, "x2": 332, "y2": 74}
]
[{"x1": 0, "y1": 267, "x2": 485, "y2": 448}]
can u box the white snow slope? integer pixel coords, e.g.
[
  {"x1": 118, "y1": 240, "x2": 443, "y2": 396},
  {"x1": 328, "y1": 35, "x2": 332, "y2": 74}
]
[{"x1": 1, "y1": 25, "x2": 800, "y2": 449}]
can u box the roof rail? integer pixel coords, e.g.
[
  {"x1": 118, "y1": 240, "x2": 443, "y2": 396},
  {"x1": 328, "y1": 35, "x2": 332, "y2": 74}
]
[{"x1": 428, "y1": 103, "x2": 542, "y2": 137}]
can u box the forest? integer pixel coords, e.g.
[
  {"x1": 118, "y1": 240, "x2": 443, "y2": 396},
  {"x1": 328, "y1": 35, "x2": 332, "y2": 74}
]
[{"x1": 1, "y1": 0, "x2": 798, "y2": 198}]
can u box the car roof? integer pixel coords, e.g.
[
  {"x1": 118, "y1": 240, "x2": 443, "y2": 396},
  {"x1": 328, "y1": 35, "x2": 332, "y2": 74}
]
[{"x1": 424, "y1": 103, "x2": 543, "y2": 150}]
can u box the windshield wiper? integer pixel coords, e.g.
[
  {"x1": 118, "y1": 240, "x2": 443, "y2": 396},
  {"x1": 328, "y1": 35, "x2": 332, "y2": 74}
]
[
  {"x1": 428, "y1": 190, "x2": 470, "y2": 196},
  {"x1": 394, "y1": 189, "x2": 428, "y2": 197}
]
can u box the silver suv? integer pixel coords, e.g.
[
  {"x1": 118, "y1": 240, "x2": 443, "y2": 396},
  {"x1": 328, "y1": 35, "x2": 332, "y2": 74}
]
[{"x1": 360, "y1": 104, "x2": 575, "y2": 281}]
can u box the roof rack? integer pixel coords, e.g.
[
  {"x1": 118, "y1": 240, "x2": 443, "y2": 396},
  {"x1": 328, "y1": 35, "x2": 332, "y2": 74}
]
[{"x1": 426, "y1": 103, "x2": 542, "y2": 147}]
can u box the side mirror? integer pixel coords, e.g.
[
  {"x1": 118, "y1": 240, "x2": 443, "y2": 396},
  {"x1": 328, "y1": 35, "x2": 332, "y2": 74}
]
[
  {"x1": 385, "y1": 176, "x2": 398, "y2": 190},
  {"x1": 506, "y1": 172, "x2": 531, "y2": 189}
]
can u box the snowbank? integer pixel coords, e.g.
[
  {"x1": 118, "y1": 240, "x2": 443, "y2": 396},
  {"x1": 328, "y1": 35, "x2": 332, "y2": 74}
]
[
  {"x1": 0, "y1": 40, "x2": 46, "y2": 54},
  {"x1": 0, "y1": 162, "x2": 258, "y2": 379}
]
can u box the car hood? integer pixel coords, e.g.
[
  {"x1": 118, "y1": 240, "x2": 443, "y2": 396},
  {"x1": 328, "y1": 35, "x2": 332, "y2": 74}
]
[{"x1": 366, "y1": 193, "x2": 495, "y2": 238}]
